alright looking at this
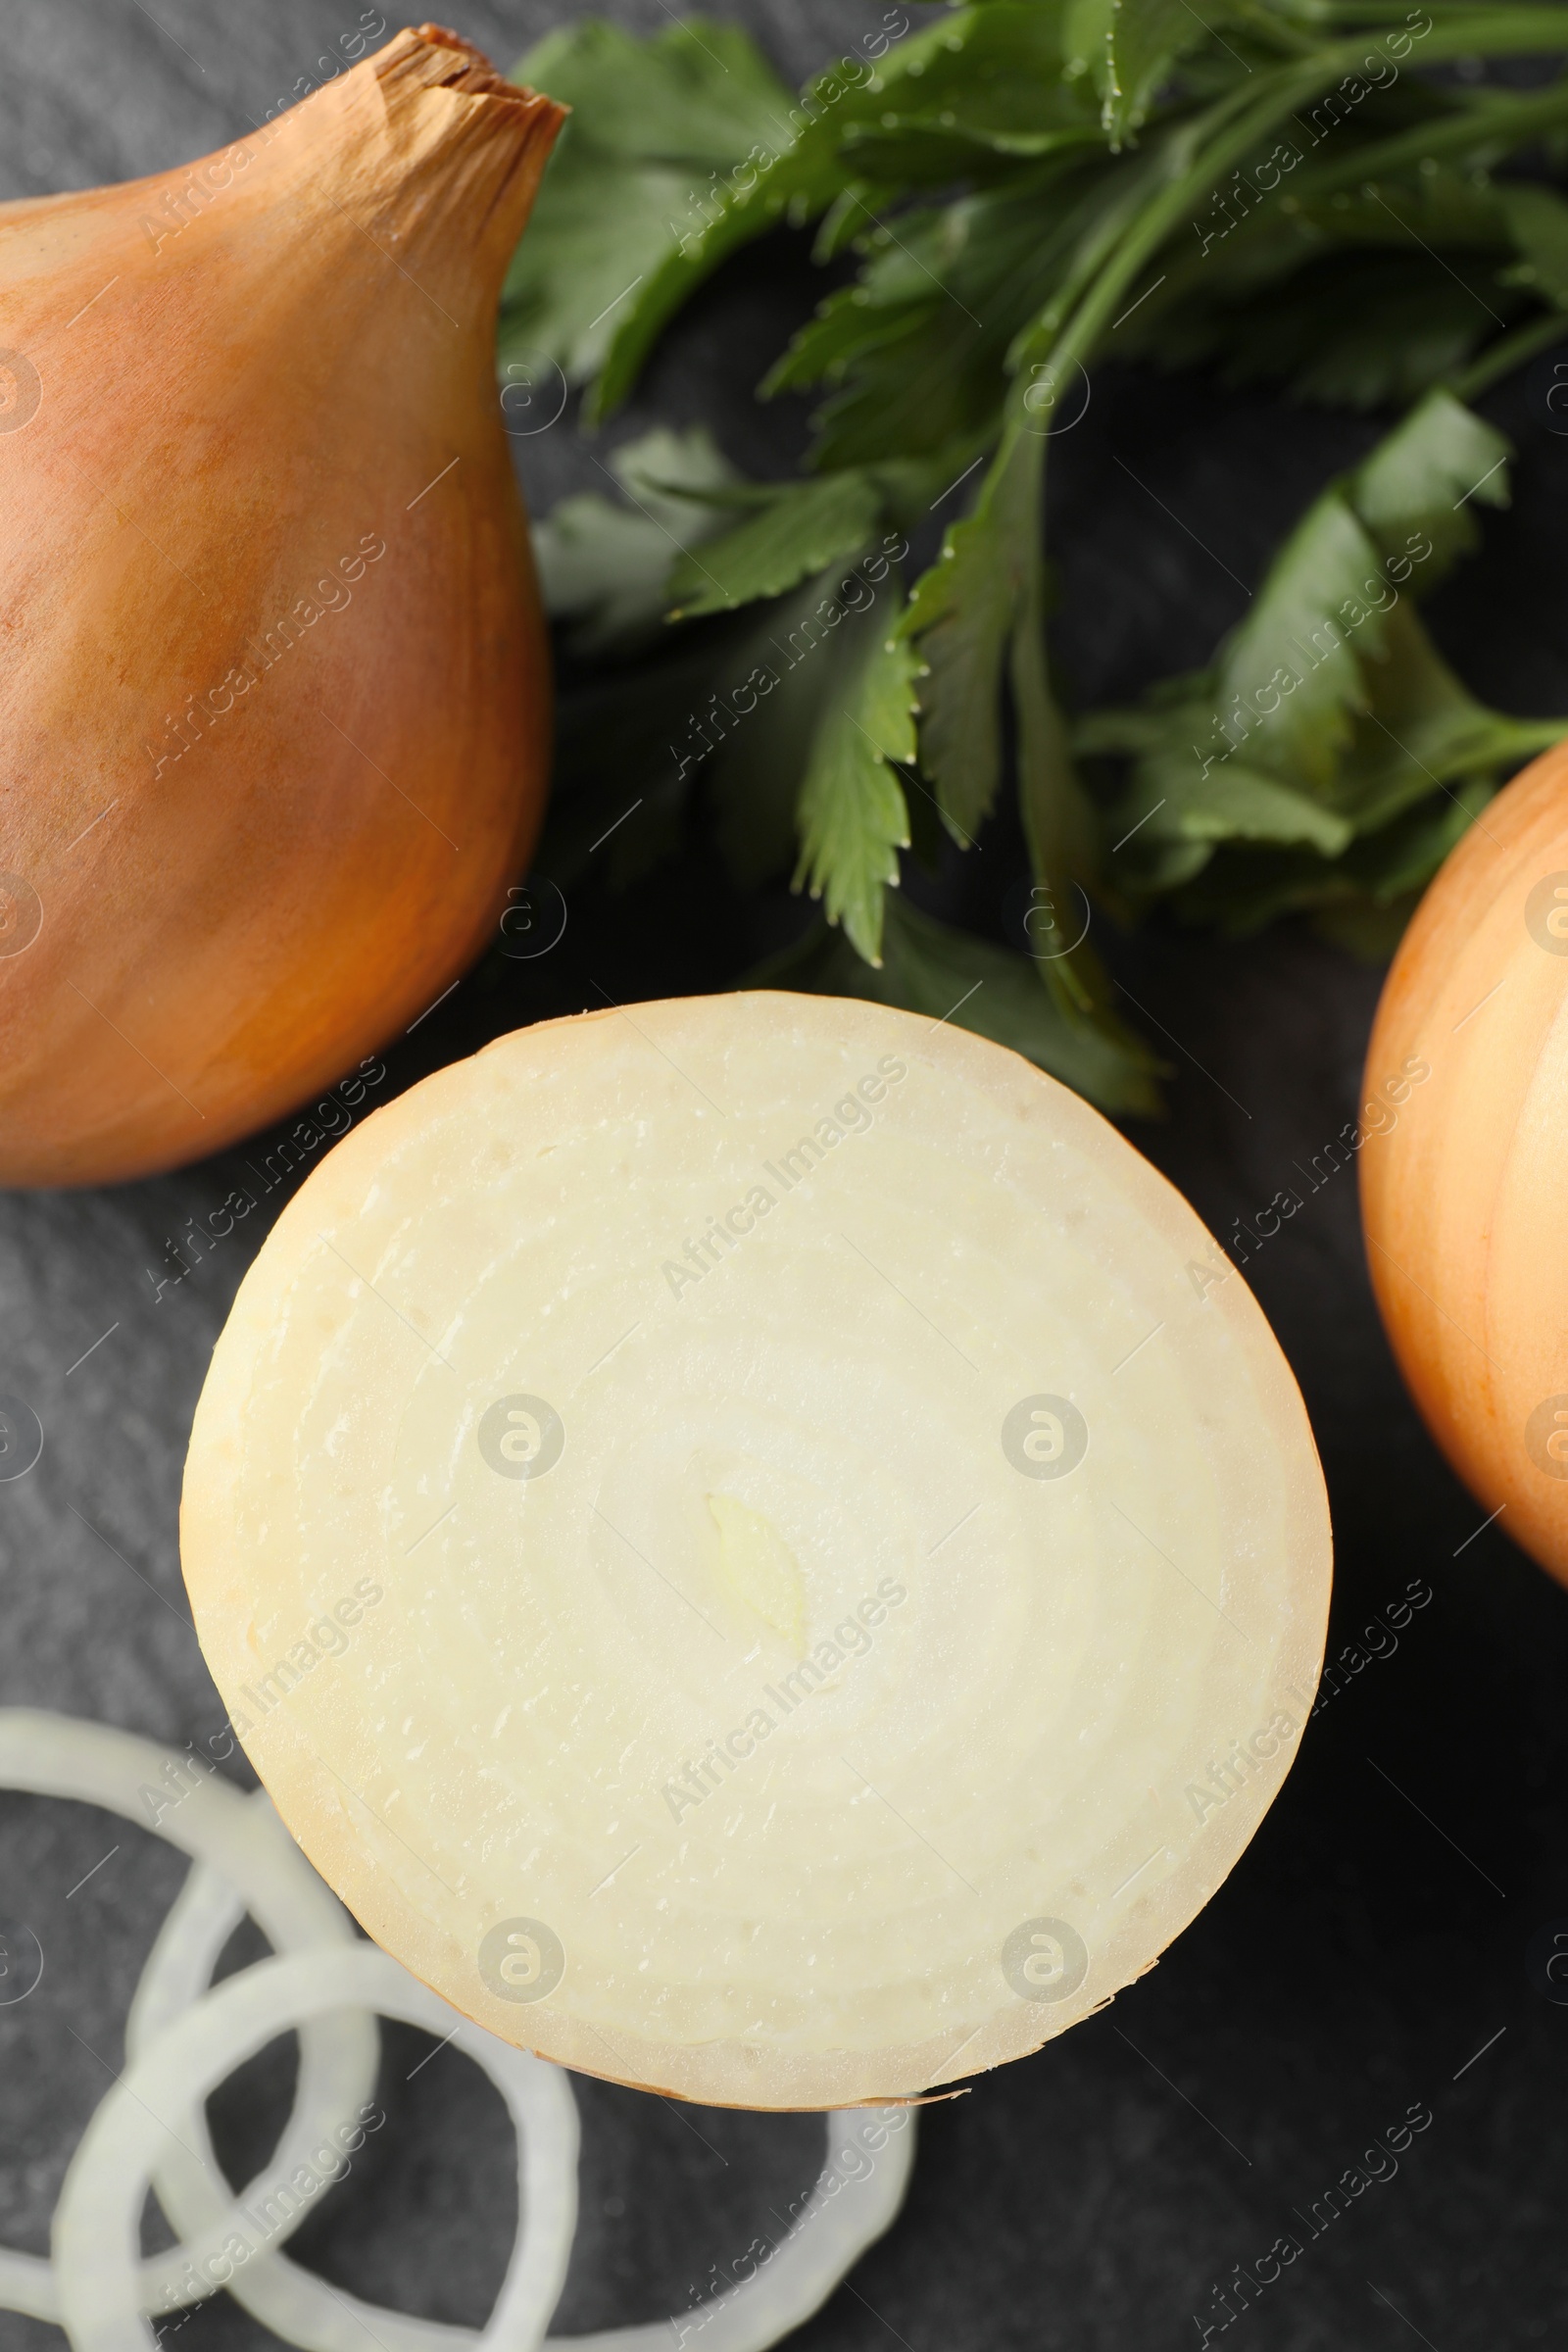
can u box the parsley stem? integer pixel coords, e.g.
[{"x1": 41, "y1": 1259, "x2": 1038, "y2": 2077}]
[
  {"x1": 1029, "y1": 10, "x2": 1568, "y2": 393},
  {"x1": 1483, "y1": 716, "x2": 1568, "y2": 753},
  {"x1": 1131, "y1": 79, "x2": 1568, "y2": 338},
  {"x1": 1285, "y1": 79, "x2": 1568, "y2": 203},
  {"x1": 1450, "y1": 309, "x2": 1568, "y2": 400},
  {"x1": 1291, "y1": 0, "x2": 1537, "y2": 16}
]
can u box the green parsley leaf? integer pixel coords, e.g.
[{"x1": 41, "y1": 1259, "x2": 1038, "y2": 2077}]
[
  {"x1": 770, "y1": 169, "x2": 1107, "y2": 468},
  {"x1": 901, "y1": 504, "x2": 1018, "y2": 842},
  {"x1": 793, "y1": 624, "x2": 919, "y2": 963},
  {"x1": 1212, "y1": 490, "x2": 1388, "y2": 791},
  {"x1": 1111, "y1": 752, "x2": 1357, "y2": 858},
  {"x1": 1135, "y1": 249, "x2": 1511, "y2": 409},
  {"x1": 705, "y1": 576, "x2": 877, "y2": 890},
  {"x1": 1086, "y1": 387, "x2": 1539, "y2": 879},
  {"x1": 1341, "y1": 777, "x2": 1497, "y2": 903},
  {"x1": 590, "y1": 142, "x2": 848, "y2": 421},
  {"x1": 1167, "y1": 778, "x2": 1499, "y2": 941},
  {"x1": 1348, "y1": 387, "x2": 1511, "y2": 581},
  {"x1": 1063, "y1": 0, "x2": 1214, "y2": 144},
  {"x1": 844, "y1": 2, "x2": 1102, "y2": 157},
  {"x1": 1094, "y1": 593, "x2": 1562, "y2": 896},
  {"x1": 1498, "y1": 180, "x2": 1568, "y2": 308},
  {"x1": 666, "y1": 473, "x2": 884, "y2": 619},
  {"x1": 588, "y1": 3, "x2": 1093, "y2": 420},
  {"x1": 1286, "y1": 170, "x2": 1508, "y2": 256},
  {"x1": 501, "y1": 20, "x2": 794, "y2": 381},
  {"x1": 1328, "y1": 600, "x2": 1560, "y2": 832},
  {"x1": 515, "y1": 17, "x2": 794, "y2": 159},
  {"x1": 531, "y1": 427, "x2": 739, "y2": 653}
]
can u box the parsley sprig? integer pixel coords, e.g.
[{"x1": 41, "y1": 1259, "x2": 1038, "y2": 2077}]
[{"x1": 501, "y1": 1, "x2": 1568, "y2": 1113}]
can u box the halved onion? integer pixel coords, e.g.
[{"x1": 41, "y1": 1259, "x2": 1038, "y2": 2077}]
[{"x1": 181, "y1": 992, "x2": 1331, "y2": 2109}]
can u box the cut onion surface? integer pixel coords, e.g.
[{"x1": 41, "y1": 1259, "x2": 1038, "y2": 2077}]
[{"x1": 181, "y1": 992, "x2": 1331, "y2": 2109}]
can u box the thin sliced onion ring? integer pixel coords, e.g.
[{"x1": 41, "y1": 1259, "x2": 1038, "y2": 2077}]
[
  {"x1": 53, "y1": 1943, "x2": 580, "y2": 2352},
  {"x1": 130, "y1": 1859, "x2": 466, "y2": 2352},
  {"x1": 0, "y1": 1712, "x2": 373, "y2": 2322},
  {"x1": 131, "y1": 1879, "x2": 913, "y2": 2352},
  {"x1": 125, "y1": 1842, "x2": 382, "y2": 2328},
  {"x1": 4, "y1": 1709, "x2": 917, "y2": 2352}
]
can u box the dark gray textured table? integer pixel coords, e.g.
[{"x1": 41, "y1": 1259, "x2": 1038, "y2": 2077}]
[{"x1": 3, "y1": 4, "x2": 1568, "y2": 2348}]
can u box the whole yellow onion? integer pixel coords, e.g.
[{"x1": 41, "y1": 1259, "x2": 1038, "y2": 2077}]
[
  {"x1": 0, "y1": 24, "x2": 563, "y2": 1187},
  {"x1": 1361, "y1": 740, "x2": 1568, "y2": 1584}
]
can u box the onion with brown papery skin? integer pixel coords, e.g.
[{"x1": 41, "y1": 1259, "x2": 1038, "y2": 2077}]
[
  {"x1": 0, "y1": 24, "x2": 564, "y2": 1188},
  {"x1": 1360, "y1": 740, "x2": 1568, "y2": 1585}
]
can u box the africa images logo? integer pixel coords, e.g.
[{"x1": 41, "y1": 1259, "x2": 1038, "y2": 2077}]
[
  {"x1": 477, "y1": 1917, "x2": 565, "y2": 2003},
  {"x1": 478, "y1": 1395, "x2": 565, "y2": 1481}
]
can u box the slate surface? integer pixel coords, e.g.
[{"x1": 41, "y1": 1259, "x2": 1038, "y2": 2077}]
[{"x1": 2, "y1": 4, "x2": 1568, "y2": 2348}]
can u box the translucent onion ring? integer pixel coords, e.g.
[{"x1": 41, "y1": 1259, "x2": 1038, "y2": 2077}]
[
  {"x1": 0, "y1": 1712, "x2": 376, "y2": 2322},
  {"x1": 128, "y1": 1854, "x2": 465, "y2": 2352},
  {"x1": 54, "y1": 1942, "x2": 581, "y2": 2352},
  {"x1": 3, "y1": 1709, "x2": 916, "y2": 2352},
  {"x1": 131, "y1": 1868, "x2": 915, "y2": 2352},
  {"x1": 126, "y1": 1846, "x2": 388, "y2": 2331}
]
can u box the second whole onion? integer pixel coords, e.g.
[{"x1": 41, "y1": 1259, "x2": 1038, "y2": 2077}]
[{"x1": 1361, "y1": 739, "x2": 1568, "y2": 1588}]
